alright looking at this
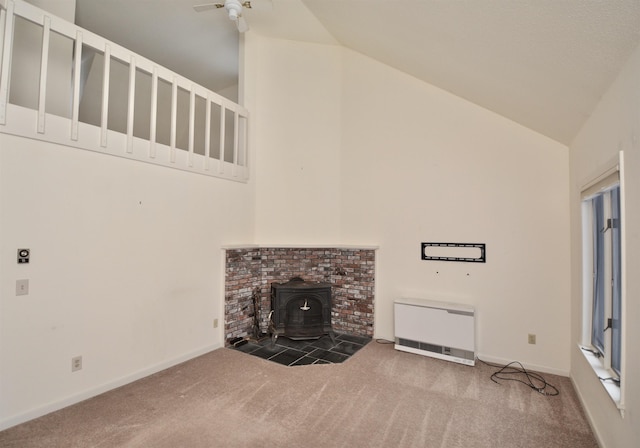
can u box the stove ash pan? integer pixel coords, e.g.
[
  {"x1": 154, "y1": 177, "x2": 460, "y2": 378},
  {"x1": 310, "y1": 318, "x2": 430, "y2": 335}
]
[{"x1": 269, "y1": 277, "x2": 335, "y2": 346}]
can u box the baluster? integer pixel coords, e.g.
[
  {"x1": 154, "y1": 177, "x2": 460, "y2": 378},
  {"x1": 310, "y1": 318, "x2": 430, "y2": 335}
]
[
  {"x1": 0, "y1": 0, "x2": 250, "y2": 182},
  {"x1": 232, "y1": 110, "x2": 238, "y2": 177},
  {"x1": 170, "y1": 76, "x2": 177, "y2": 163},
  {"x1": 239, "y1": 114, "x2": 248, "y2": 176},
  {"x1": 0, "y1": 0, "x2": 15, "y2": 125},
  {"x1": 204, "y1": 96, "x2": 211, "y2": 170},
  {"x1": 100, "y1": 44, "x2": 111, "y2": 147},
  {"x1": 126, "y1": 55, "x2": 135, "y2": 153},
  {"x1": 70, "y1": 30, "x2": 82, "y2": 141},
  {"x1": 218, "y1": 104, "x2": 225, "y2": 174},
  {"x1": 188, "y1": 86, "x2": 195, "y2": 167},
  {"x1": 36, "y1": 15, "x2": 50, "y2": 134},
  {"x1": 149, "y1": 66, "x2": 158, "y2": 158}
]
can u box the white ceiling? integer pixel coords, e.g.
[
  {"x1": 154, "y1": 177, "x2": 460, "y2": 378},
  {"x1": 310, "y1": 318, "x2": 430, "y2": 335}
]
[{"x1": 74, "y1": 0, "x2": 640, "y2": 145}]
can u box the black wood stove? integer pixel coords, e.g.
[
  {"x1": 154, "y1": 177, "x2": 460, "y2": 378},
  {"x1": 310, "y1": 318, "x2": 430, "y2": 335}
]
[{"x1": 269, "y1": 277, "x2": 335, "y2": 346}]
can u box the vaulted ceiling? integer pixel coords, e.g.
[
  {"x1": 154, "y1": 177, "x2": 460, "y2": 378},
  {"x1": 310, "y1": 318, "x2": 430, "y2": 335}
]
[{"x1": 74, "y1": 0, "x2": 640, "y2": 145}]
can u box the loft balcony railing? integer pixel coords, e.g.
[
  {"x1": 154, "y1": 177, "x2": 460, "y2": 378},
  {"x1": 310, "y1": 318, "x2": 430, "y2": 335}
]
[{"x1": 0, "y1": 0, "x2": 249, "y2": 181}]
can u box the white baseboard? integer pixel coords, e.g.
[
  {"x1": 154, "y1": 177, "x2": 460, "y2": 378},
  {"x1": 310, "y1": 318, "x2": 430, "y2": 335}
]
[
  {"x1": 570, "y1": 375, "x2": 606, "y2": 448},
  {"x1": 0, "y1": 343, "x2": 221, "y2": 432},
  {"x1": 476, "y1": 353, "x2": 570, "y2": 377}
]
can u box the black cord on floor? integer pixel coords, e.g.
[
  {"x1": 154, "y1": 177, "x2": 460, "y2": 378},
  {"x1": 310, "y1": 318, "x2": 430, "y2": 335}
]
[
  {"x1": 477, "y1": 357, "x2": 559, "y2": 396},
  {"x1": 375, "y1": 338, "x2": 395, "y2": 344}
]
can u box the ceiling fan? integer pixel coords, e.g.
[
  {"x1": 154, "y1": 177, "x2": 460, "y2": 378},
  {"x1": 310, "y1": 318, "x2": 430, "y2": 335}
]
[{"x1": 193, "y1": 0, "x2": 271, "y2": 33}]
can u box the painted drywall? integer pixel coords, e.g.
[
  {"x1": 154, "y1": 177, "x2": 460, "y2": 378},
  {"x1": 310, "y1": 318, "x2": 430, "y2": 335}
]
[
  {"x1": 569, "y1": 42, "x2": 640, "y2": 448},
  {"x1": 1, "y1": 1, "x2": 254, "y2": 428},
  {"x1": 1, "y1": 8, "x2": 575, "y2": 430},
  {"x1": 338, "y1": 49, "x2": 571, "y2": 374},
  {"x1": 245, "y1": 35, "x2": 571, "y2": 374},
  {"x1": 246, "y1": 36, "x2": 343, "y2": 244},
  {"x1": 0, "y1": 133, "x2": 255, "y2": 428}
]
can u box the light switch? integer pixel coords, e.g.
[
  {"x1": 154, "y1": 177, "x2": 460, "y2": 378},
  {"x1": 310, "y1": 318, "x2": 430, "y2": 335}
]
[{"x1": 16, "y1": 279, "x2": 29, "y2": 296}]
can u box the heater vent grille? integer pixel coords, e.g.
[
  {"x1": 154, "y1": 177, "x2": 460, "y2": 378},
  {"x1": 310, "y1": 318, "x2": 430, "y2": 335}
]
[
  {"x1": 394, "y1": 298, "x2": 475, "y2": 366},
  {"x1": 396, "y1": 338, "x2": 475, "y2": 362}
]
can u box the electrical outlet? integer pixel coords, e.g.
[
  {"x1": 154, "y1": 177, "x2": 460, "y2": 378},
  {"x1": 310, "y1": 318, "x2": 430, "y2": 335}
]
[
  {"x1": 71, "y1": 356, "x2": 82, "y2": 372},
  {"x1": 528, "y1": 334, "x2": 536, "y2": 345},
  {"x1": 213, "y1": 318, "x2": 219, "y2": 328}
]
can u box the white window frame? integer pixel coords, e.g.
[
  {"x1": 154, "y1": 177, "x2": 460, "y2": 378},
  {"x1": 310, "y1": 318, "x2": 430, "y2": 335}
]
[{"x1": 579, "y1": 151, "x2": 626, "y2": 414}]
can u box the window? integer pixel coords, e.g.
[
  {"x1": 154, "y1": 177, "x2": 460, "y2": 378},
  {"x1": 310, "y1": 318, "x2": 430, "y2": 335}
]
[{"x1": 580, "y1": 152, "x2": 625, "y2": 409}]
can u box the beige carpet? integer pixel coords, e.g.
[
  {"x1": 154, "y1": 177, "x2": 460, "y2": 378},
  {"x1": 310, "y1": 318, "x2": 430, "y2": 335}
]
[{"x1": 0, "y1": 342, "x2": 597, "y2": 447}]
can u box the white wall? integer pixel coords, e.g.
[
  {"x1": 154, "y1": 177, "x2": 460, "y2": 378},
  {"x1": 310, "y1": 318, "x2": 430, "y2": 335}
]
[
  {"x1": 569, "y1": 42, "x2": 640, "y2": 447},
  {"x1": 1, "y1": 6, "x2": 578, "y2": 430},
  {"x1": 246, "y1": 36, "x2": 343, "y2": 244},
  {"x1": 0, "y1": 0, "x2": 255, "y2": 429},
  {"x1": 0, "y1": 134, "x2": 255, "y2": 429},
  {"x1": 25, "y1": 0, "x2": 75, "y2": 20},
  {"x1": 245, "y1": 36, "x2": 571, "y2": 374},
  {"x1": 339, "y1": 50, "x2": 570, "y2": 373}
]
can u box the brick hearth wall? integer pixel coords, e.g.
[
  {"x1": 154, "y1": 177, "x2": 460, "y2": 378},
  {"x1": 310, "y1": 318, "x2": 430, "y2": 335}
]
[{"x1": 224, "y1": 247, "x2": 375, "y2": 345}]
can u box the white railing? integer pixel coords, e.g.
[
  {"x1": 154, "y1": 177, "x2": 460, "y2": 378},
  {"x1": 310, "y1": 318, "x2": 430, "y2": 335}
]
[{"x1": 0, "y1": 0, "x2": 249, "y2": 181}]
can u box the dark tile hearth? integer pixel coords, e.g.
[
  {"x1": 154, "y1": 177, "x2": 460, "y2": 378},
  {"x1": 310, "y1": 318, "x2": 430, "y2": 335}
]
[{"x1": 229, "y1": 333, "x2": 371, "y2": 367}]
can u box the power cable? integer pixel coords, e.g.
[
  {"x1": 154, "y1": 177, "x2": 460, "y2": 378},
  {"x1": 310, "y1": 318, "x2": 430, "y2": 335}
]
[
  {"x1": 598, "y1": 376, "x2": 620, "y2": 386},
  {"x1": 477, "y1": 358, "x2": 559, "y2": 396},
  {"x1": 580, "y1": 346, "x2": 601, "y2": 357}
]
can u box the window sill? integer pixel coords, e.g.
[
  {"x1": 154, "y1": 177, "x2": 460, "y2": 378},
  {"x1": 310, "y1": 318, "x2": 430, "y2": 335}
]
[{"x1": 579, "y1": 344, "x2": 624, "y2": 415}]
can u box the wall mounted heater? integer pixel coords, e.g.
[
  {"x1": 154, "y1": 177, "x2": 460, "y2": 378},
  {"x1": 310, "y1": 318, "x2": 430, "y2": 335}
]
[{"x1": 394, "y1": 298, "x2": 475, "y2": 366}]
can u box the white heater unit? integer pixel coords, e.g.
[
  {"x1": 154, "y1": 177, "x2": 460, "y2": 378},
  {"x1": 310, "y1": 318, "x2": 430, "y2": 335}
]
[{"x1": 394, "y1": 298, "x2": 475, "y2": 366}]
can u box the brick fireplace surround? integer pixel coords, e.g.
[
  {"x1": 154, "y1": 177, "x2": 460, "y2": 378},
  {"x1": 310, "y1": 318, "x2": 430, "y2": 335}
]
[{"x1": 224, "y1": 246, "x2": 376, "y2": 345}]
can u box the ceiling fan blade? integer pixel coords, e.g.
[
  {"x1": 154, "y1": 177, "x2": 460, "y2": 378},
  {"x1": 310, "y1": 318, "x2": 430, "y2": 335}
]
[
  {"x1": 236, "y1": 16, "x2": 249, "y2": 33},
  {"x1": 193, "y1": 3, "x2": 223, "y2": 12}
]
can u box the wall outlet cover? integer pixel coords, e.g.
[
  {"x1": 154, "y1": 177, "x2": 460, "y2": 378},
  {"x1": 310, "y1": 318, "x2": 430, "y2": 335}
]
[{"x1": 16, "y1": 279, "x2": 29, "y2": 296}]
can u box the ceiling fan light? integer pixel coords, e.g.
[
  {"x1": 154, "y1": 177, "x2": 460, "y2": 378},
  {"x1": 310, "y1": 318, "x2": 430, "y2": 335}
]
[{"x1": 225, "y1": 0, "x2": 242, "y2": 21}]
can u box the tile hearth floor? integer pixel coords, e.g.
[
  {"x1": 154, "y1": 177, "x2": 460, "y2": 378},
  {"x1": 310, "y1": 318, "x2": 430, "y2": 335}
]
[{"x1": 229, "y1": 333, "x2": 371, "y2": 366}]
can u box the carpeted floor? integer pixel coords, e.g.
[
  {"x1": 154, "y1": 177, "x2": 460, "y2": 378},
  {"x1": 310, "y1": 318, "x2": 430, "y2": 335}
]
[{"x1": 0, "y1": 342, "x2": 598, "y2": 448}]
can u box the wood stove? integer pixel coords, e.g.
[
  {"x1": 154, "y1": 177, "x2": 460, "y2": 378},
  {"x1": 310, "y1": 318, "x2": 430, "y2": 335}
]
[{"x1": 269, "y1": 277, "x2": 335, "y2": 346}]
